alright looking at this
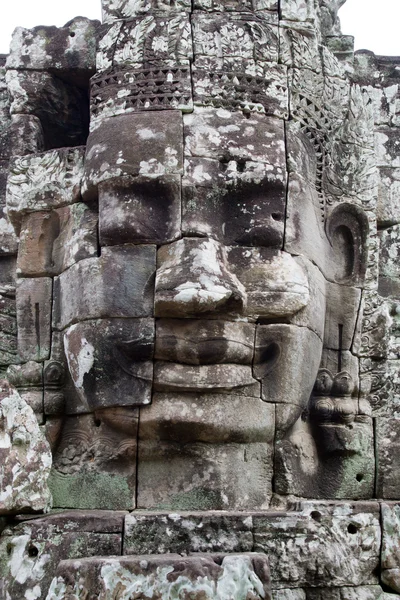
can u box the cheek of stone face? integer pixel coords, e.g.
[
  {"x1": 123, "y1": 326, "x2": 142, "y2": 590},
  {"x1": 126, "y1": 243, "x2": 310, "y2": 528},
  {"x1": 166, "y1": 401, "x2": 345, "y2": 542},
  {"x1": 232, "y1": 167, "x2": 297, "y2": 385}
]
[
  {"x1": 63, "y1": 318, "x2": 154, "y2": 411},
  {"x1": 228, "y1": 247, "x2": 310, "y2": 319},
  {"x1": 98, "y1": 175, "x2": 181, "y2": 246},
  {"x1": 254, "y1": 323, "x2": 323, "y2": 430}
]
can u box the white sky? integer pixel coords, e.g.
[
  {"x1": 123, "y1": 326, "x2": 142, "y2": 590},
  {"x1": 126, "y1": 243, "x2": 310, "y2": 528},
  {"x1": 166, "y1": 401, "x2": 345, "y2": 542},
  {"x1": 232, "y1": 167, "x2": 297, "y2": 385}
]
[{"x1": 0, "y1": 0, "x2": 399, "y2": 56}]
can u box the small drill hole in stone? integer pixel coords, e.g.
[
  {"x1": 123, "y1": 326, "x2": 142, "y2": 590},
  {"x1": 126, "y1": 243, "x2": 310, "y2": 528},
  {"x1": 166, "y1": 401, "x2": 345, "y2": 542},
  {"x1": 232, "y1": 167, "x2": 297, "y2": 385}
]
[
  {"x1": 237, "y1": 161, "x2": 246, "y2": 173},
  {"x1": 356, "y1": 473, "x2": 364, "y2": 482},
  {"x1": 28, "y1": 545, "x2": 39, "y2": 558},
  {"x1": 70, "y1": 31, "x2": 76, "y2": 37},
  {"x1": 94, "y1": 419, "x2": 102, "y2": 427},
  {"x1": 347, "y1": 523, "x2": 358, "y2": 535},
  {"x1": 311, "y1": 511, "x2": 322, "y2": 522},
  {"x1": 271, "y1": 213, "x2": 282, "y2": 221}
]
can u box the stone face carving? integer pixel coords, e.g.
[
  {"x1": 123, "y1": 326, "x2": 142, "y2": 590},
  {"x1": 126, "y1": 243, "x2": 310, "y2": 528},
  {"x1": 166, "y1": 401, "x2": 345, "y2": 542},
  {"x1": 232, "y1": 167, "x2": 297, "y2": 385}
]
[{"x1": 1, "y1": 0, "x2": 400, "y2": 598}]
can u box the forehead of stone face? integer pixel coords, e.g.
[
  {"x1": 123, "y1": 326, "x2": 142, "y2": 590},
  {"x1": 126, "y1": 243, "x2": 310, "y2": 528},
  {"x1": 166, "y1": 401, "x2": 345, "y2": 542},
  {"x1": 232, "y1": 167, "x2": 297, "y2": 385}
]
[
  {"x1": 83, "y1": 111, "x2": 183, "y2": 200},
  {"x1": 184, "y1": 107, "x2": 286, "y2": 171}
]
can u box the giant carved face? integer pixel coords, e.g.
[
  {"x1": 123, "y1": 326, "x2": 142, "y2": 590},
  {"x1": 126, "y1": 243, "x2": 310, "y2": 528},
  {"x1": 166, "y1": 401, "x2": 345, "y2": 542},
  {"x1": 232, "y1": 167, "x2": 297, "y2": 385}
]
[{"x1": 45, "y1": 98, "x2": 370, "y2": 511}]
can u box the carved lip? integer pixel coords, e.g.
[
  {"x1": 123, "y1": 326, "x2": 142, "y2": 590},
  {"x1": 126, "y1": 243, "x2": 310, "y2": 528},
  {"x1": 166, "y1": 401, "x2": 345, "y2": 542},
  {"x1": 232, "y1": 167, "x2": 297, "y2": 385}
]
[
  {"x1": 155, "y1": 319, "x2": 255, "y2": 366},
  {"x1": 154, "y1": 361, "x2": 258, "y2": 392}
]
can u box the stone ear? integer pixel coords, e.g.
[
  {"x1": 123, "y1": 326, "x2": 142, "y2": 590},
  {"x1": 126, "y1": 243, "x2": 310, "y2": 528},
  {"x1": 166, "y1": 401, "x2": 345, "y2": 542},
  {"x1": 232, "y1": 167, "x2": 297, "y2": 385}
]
[{"x1": 326, "y1": 203, "x2": 369, "y2": 285}]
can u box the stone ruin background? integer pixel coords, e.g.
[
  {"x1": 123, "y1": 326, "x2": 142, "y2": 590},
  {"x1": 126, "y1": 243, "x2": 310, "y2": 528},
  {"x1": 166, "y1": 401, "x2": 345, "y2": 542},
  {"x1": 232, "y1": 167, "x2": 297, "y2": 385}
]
[{"x1": 1, "y1": 0, "x2": 400, "y2": 598}]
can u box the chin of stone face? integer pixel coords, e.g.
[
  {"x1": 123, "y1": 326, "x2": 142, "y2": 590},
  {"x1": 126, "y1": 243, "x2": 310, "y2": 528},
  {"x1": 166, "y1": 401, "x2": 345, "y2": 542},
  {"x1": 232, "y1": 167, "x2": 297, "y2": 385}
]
[{"x1": 1, "y1": 1, "x2": 400, "y2": 599}]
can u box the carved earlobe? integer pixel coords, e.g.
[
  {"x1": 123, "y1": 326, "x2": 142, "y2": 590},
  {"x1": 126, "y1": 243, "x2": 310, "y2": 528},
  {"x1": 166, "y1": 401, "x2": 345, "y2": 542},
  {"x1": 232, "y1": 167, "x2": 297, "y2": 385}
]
[{"x1": 326, "y1": 203, "x2": 369, "y2": 285}]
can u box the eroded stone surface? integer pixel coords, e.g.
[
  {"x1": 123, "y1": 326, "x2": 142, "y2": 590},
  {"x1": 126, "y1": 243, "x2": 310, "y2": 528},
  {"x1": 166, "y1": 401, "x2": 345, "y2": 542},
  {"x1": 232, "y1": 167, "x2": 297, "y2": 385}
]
[
  {"x1": 0, "y1": 380, "x2": 51, "y2": 515},
  {"x1": 46, "y1": 554, "x2": 271, "y2": 600}
]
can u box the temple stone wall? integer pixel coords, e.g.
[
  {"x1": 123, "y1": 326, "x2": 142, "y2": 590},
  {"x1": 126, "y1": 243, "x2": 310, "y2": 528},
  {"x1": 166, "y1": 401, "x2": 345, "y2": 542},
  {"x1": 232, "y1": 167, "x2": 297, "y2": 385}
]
[{"x1": 1, "y1": 1, "x2": 400, "y2": 599}]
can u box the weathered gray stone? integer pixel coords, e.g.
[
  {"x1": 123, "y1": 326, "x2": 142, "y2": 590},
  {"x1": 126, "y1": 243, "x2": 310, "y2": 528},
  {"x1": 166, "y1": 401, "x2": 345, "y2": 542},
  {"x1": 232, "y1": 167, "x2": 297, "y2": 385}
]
[
  {"x1": 6, "y1": 69, "x2": 90, "y2": 150},
  {"x1": 155, "y1": 319, "x2": 255, "y2": 365},
  {"x1": 7, "y1": 147, "x2": 84, "y2": 231},
  {"x1": 0, "y1": 380, "x2": 51, "y2": 515},
  {"x1": 124, "y1": 511, "x2": 254, "y2": 555},
  {"x1": 64, "y1": 318, "x2": 154, "y2": 410},
  {"x1": 16, "y1": 277, "x2": 52, "y2": 362},
  {"x1": 138, "y1": 393, "x2": 274, "y2": 509},
  {"x1": 376, "y1": 418, "x2": 400, "y2": 499},
  {"x1": 253, "y1": 502, "x2": 381, "y2": 588},
  {"x1": 0, "y1": 511, "x2": 125, "y2": 600},
  {"x1": 155, "y1": 238, "x2": 246, "y2": 318},
  {"x1": 48, "y1": 408, "x2": 138, "y2": 510},
  {"x1": 6, "y1": 18, "x2": 99, "y2": 74},
  {"x1": 254, "y1": 324, "x2": 322, "y2": 412},
  {"x1": 46, "y1": 553, "x2": 271, "y2": 600},
  {"x1": 381, "y1": 503, "x2": 400, "y2": 593},
  {"x1": 53, "y1": 245, "x2": 156, "y2": 330},
  {"x1": 17, "y1": 204, "x2": 98, "y2": 277},
  {"x1": 99, "y1": 175, "x2": 181, "y2": 245},
  {"x1": 7, "y1": 361, "x2": 43, "y2": 416},
  {"x1": 83, "y1": 111, "x2": 183, "y2": 197}
]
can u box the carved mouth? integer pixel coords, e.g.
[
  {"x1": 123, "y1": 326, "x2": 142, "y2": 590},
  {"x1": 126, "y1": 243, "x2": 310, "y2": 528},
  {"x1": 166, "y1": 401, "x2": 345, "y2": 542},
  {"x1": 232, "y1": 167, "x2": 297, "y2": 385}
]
[
  {"x1": 153, "y1": 361, "x2": 258, "y2": 393},
  {"x1": 155, "y1": 318, "x2": 255, "y2": 366}
]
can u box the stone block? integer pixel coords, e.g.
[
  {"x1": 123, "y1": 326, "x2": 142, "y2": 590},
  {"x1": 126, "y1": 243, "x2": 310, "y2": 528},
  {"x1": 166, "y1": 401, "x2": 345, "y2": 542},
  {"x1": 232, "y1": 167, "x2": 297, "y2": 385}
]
[
  {"x1": 305, "y1": 587, "x2": 387, "y2": 600},
  {"x1": 279, "y1": 0, "x2": 317, "y2": 22},
  {"x1": 7, "y1": 360, "x2": 44, "y2": 416},
  {"x1": 0, "y1": 286, "x2": 18, "y2": 374},
  {"x1": 53, "y1": 245, "x2": 156, "y2": 330},
  {"x1": 102, "y1": 0, "x2": 191, "y2": 21},
  {"x1": 90, "y1": 64, "x2": 193, "y2": 124},
  {"x1": 139, "y1": 392, "x2": 273, "y2": 443},
  {"x1": 289, "y1": 256, "x2": 326, "y2": 340},
  {"x1": 17, "y1": 204, "x2": 98, "y2": 277},
  {"x1": 284, "y1": 173, "x2": 327, "y2": 273},
  {"x1": 253, "y1": 502, "x2": 381, "y2": 588},
  {"x1": 379, "y1": 225, "x2": 400, "y2": 297},
  {"x1": 16, "y1": 277, "x2": 52, "y2": 362},
  {"x1": 254, "y1": 324, "x2": 322, "y2": 410},
  {"x1": 279, "y1": 21, "x2": 321, "y2": 70},
  {"x1": 184, "y1": 108, "x2": 287, "y2": 165},
  {"x1": 83, "y1": 111, "x2": 183, "y2": 198},
  {"x1": 46, "y1": 554, "x2": 271, "y2": 600},
  {"x1": 194, "y1": 0, "x2": 278, "y2": 11},
  {"x1": 155, "y1": 238, "x2": 246, "y2": 319},
  {"x1": 48, "y1": 408, "x2": 138, "y2": 510},
  {"x1": 6, "y1": 147, "x2": 84, "y2": 231},
  {"x1": 124, "y1": 511, "x2": 254, "y2": 555},
  {"x1": 182, "y1": 157, "x2": 285, "y2": 247},
  {"x1": 192, "y1": 12, "x2": 279, "y2": 66},
  {"x1": 0, "y1": 380, "x2": 51, "y2": 515},
  {"x1": 6, "y1": 18, "x2": 98, "y2": 73},
  {"x1": 0, "y1": 510, "x2": 125, "y2": 600},
  {"x1": 376, "y1": 417, "x2": 400, "y2": 499},
  {"x1": 97, "y1": 14, "x2": 192, "y2": 73},
  {"x1": 64, "y1": 318, "x2": 154, "y2": 411},
  {"x1": 381, "y1": 502, "x2": 400, "y2": 593},
  {"x1": 229, "y1": 248, "x2": 311, "y2": 320},
  {"x1": 7, "y1": 114, "x2": 44, "y2": 156},
  {"x1": 324, "y1": 283, "x2": 361, "y2": 351},
  {"x1": 155, "y1": 318, "x2": 255, "y2": 365},
  {"x1": 192, "y1": 63, "x2": 288, "y2": 119},
  {"x1": 99, "y1": 175, "x2": 180, "y2": 246},
  {"x1": 377, "y1": 167, "x2": 400, "y2": 227},
  {"x1": 138, "y1": 438, "x2": 273, "y2": 510},
  {"x1": 375, "y1": 127, "x2": 400, "y2": 168}
]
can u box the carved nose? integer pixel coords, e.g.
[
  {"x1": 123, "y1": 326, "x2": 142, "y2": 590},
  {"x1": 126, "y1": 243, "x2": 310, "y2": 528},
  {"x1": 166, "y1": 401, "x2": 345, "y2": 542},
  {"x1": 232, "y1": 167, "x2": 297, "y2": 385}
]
[{"x1": 155, "y1": 238, "x2": 246, "y2": 317}]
